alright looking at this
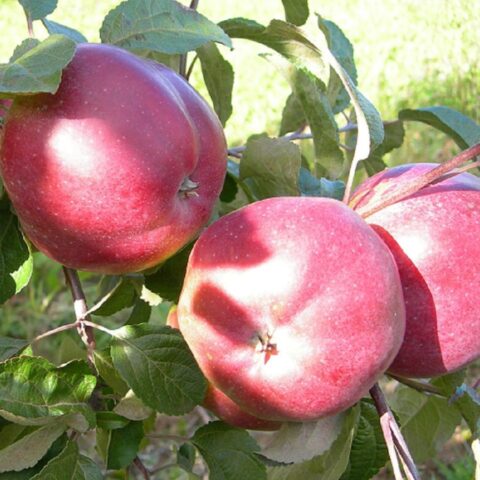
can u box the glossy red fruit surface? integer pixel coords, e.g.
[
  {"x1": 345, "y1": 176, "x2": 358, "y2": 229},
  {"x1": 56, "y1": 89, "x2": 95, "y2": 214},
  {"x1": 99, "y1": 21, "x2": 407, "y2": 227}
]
[
  {"x1": 0, "y1": 43, "x2": 226, "y2": 274},
  {"x1": 177, "y1": 197, "x2": 405, "y2": 422},
  {"x1": 351, "y1": 163, "x2": 480, "y2": 377}
]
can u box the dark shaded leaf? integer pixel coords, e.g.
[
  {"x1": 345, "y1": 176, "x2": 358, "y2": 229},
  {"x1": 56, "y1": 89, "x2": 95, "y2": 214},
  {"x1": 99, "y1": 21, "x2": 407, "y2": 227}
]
[
  {"x1": 18, "y1": 0, "x2": 57, "y2": 21},
  {"x1": 281, "y1": 0, "x2": 309, "y2": 26},
  {"x1": 399, "y1": 106, "x2": 480, "y2": 149},
  {"x1": 198, "y1": 42, "x2": 234, "y2": 127},
  {"x1": 240, "y1": 135, "x2": 301, "y2": 198}
]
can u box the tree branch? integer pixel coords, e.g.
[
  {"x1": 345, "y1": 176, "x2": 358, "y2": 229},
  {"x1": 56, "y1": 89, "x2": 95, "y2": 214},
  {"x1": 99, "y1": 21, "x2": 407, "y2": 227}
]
[
  {"x1": 63, "y1": 267, "x2": 96, "y2": 367},
  {"x1": 356, "y1": 143, "x2": 480, "y2": 218},
  {"x1": 133, "y1": 457, "x2": 150, "y2": 480},
  {"x1": 370, "y1": 383, "x2": 420, "y2": 480}
]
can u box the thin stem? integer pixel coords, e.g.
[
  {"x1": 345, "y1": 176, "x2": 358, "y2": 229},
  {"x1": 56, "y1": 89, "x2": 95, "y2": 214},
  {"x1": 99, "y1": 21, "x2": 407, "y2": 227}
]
[
  {"x1": 133, "y1": 457, "x2": 150, "y2": 480},
  {"x1": 147, "y1": 433, "x2": 190, "y2": 443},
  {"x1": 81, "y1": 320, "x2": 116, "y2": 336},
  {"x1": 388, "y1": 374, "x2": 445, "y2": 397},
  {"x1": 179, "y1": 0, "x2": 200, "y2": 78},
  {"x1": 356, "y1": 142, "x2": 480, "y2": 218},
  {"x1": 31, "y1": 321, "x2": 77, "y2": 344},
  {"x1": 24, "y1": 10, "x2": 34, "y2": 38},
  {"x1": 63, "y1": 267, "x2": 96, "y2": 367},
  {"x1": 186, "y1": 54, "x2": 199, "y2": 81},
  {"x1": 370, "y1": 383, "x2": 420, "y2": 480}
]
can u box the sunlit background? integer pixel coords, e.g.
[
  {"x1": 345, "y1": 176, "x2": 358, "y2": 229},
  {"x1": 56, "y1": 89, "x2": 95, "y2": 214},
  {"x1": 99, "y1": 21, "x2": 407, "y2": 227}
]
[{"x1": 0, "y1": 1, "x2": 478, "y2": 477}]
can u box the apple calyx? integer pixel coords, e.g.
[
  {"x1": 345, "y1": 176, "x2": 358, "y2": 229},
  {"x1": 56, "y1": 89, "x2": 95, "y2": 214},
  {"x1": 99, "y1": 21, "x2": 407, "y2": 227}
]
[
  {"x1": 351, "y1": 142, "x2": 480, "y2": 218},
  {"x1": 256, "y1": 331, "x2": 278, "y2": 364},
  {"x1": 179, "y1": 176, "x2": 200, "y2": 198}
]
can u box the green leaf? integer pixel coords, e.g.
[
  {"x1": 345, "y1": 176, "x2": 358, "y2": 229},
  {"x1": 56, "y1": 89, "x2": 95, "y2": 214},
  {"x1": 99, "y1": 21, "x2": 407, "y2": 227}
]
[
  {"x1": 260, "y1": 414, "x2": 344, "y2": 464},
  {"x1": 0, "y1": 337, "x2": 28, "y2": 362},
  {"x1": 0, "y1": 35, "x2": 76, "y2": 95},
  {"x1": 0, "y1": 357, "x2": 96, "y2": 432},
  {"x1": 316, "y1": 16, "x2": 383, "y2": 168},
  {"x1": 347, "y1": 120, "x2": 405, "y2": 175},
  {"x1": 287, "y1": 68, "x2": 343, "y2": 177},
  {"x1": 0, "y1": 423, "x2": 66, "y2": 473},
  {"x1": 198, "y1": 42, "x2": 234, "y2": 127},
  {"x1": 390, "y1": 385, "x2": 462, "y2": 463},
  {"x1": 31, "y1": 441, "x2": 102, "y2": 480},
  {"x1": 18, "y1": 0, "x2": 57, "y2": 21},
  {"x1": 298, "y1": 168, "x2": 345, "y2": 199},
  {"x1": 239, "y1": 135, "x2": 302, "y2": 198},
  {"x1": 96, "y1": 412, "x2": 130, "y2": 430},
  {"x1": 192, "y1": 421, "x2": 266, "y2": 480},
  {"x1": 281, "y1": 0, "x2": 309, "y2": 26},
  {"x1": 100, "y1": 0, "x2": 232, "y2": 55},
  {"x1": 279, "y1": 93, "x2": 306, "y2": 136},
  {"x1": 93, "y1": 349, "x2": 129, "y2": 396},
  {"x1": 340, "y1": 401, "x2": 388, "y2": 480},
  {"x1": 220, "y1": 173, "x2": 239, "y2": 203},
  {"x1": 9, "y1": 39, "x2": 40, "y2": 63},
  {"x1": 41, "y1": 19, "x2": 88, "y2": 43},
  {"x1": 144, "y1": 245, "x2": 193, "y2": 303},
  {"x1": 127, "y1": 298, "x2": 152, "y2": 325},
  {"x1": 113, "y1": 390, "x2": 153, "y2": 421},
  {"x1": 0, "y1": 211, "x2": 33, "y2": 304},
  {"x1": 91, "y1": 277, "x2": 136, "y2": 317},
  {"x1": 177, "y1": 443, "x2": 196, "y2": 473},
  {"x1": 399, "y1": 106, "x2": 480, "y2": 149},
  {"x1": 219, "y1": 18, "x2": 328, "y2": 80},
  {"x1": 268, "y1": 405, "x2": 359, "y2": 480},
  {"x1": 433, "y1": 372, "x2": 480, "y2": 435},
  {"x1": 99, "y1": 421, "x2": 144, "y2": 470},
  {"x1": 111, "y1": 324, "x2": 207, "y2": 415},
  {"x1": 317, "y1": 17, "x2": 357, "y2": 114}
]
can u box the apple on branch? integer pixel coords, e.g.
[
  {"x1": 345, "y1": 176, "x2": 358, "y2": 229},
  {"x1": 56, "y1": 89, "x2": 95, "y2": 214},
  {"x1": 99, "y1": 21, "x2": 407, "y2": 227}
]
[
  {"x1": 176, "y1": 197, "x2": 406, "y2": 422},
  {"x1": 351, "y1": 163, "x2": 480, "y2": 378},
  {"x1": 0, "y1": 43, "x2": 226, "y2": 274}
]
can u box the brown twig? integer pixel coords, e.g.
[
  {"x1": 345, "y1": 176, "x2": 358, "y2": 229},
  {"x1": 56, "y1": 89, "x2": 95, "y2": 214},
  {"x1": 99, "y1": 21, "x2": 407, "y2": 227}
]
[
  {"x1": 24, "y1": 11, "x2": 34, "y2": 38},
  {"x1": 370, "y1": 383, "x2": 420, "y2": 480},
  {"x1": 133, "y1": 457, "x2": 150, "y2": 480},
  {"x1": 356, "y1": 143, "x2": 480, "y2": 218},
  {"x1": 63, "y1": 267, "x2": 96, "y2": 367},
  {"x1": 31, "y1": 321, "x2": 77, "y2": 344},
  {"x1": 388, "y1": 374, "x2": 445, "y2": 397}
]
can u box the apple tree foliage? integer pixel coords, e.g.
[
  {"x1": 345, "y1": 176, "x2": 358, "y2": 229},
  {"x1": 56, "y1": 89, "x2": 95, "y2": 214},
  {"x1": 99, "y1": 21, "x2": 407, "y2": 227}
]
[{"x1": 0, "y1": 0, "x2": 479, "y2": 478}]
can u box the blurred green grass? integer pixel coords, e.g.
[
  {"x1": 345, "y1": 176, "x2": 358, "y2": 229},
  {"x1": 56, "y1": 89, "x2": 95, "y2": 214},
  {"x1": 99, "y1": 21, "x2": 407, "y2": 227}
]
[{"x1": 0, "y1": 0, "x2": 478, "y2": 153}]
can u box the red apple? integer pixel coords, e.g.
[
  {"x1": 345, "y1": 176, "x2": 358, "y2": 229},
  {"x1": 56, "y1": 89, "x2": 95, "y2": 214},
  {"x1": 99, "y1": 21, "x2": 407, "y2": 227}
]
[
  {"x1": 176, "y1": 197, "x2": 406, "y2": 422},
  {"x1": 0, "y1": 43, "x2": 226, "y2": 274},
  {"x1": 167, "y1": 307, "x2": 280, "y2": 430},
  {"x1": 350, "y1": 163, "x2": 480, "y2": 378}
]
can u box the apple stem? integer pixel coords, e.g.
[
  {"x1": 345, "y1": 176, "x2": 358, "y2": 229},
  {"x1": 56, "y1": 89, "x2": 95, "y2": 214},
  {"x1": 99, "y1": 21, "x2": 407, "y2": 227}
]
[
  {"x1": 355, "y1": 142, "x2": 480, "y2": 218},
  {"x1": 370, "y1": 383, "x2": 420, "y2": 480},
  {"x1": 63, "y1": 267, "x2": 96, "y2": 367}
]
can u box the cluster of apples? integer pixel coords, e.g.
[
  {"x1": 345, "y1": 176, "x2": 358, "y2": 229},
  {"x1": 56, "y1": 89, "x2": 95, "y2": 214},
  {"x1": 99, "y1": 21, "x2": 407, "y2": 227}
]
[{"x1": 1, "y1": 44, "x2": 479, "y2": 431}]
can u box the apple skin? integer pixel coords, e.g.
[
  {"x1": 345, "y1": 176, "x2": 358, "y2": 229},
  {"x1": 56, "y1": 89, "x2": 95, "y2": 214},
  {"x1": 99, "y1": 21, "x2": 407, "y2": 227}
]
[
  {"x1": 167, "y1": 307, "x2": 280, "y2": 430},
  {"x1": 350, "y1": 163, "x2": 480, "y2": 378},
  {"x1": 176, "y1": 197, "x2": 406, "y2": 422},
  {"x1": 0, "y1": 43, "x2": 226, "y2": 274}
]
